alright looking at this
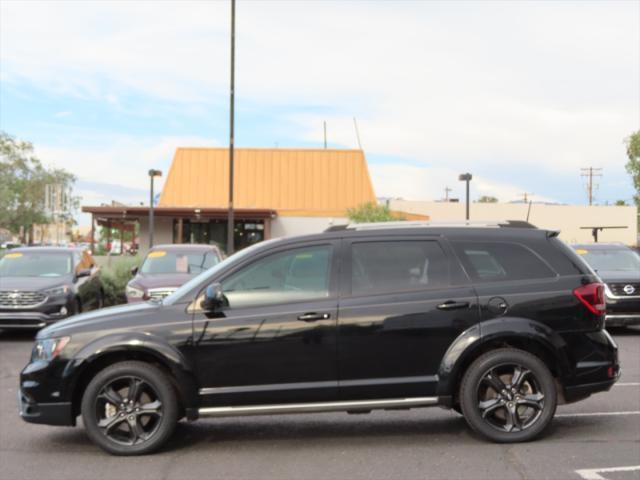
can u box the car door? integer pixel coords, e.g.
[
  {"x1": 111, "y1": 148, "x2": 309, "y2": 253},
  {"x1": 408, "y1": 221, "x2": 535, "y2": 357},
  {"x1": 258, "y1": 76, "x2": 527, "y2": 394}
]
[
  {"x1": 192, "y1": 240, "x2": 340, "y2": 407},
  {"x1": 337, "y1": 235, "x2": 480, "y2": 400}
]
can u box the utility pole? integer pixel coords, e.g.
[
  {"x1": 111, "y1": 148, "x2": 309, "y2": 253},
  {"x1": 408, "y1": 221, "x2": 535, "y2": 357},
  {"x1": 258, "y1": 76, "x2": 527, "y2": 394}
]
[
  {"x1": 458, "y1": 173, "x2": 473, "y2": 220},
  {"x1": 444, "y1": 186, "x2": 452, "y2": 202},
  {"x1": 580, "y1": 167, "x2": 602, "y2": 206},
  {"x1": 323, "y1": 121, "x2": 327, "y2": 149},
  {"x1": 521, "y1": 192, "x2": 533, "y2": 203},
  {"x1": 353, "y1": 117, "x2": 363, "y2": 150},
  {"x1": 227, "y1": 0, "x2": 236, "y2": 255}
]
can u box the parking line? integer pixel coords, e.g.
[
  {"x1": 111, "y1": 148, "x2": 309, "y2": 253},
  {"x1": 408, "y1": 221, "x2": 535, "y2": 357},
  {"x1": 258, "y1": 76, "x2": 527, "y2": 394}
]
[
  {"x1": 556, "y1": 411, "x2": 640, "y2": 418},
  {"x1": 575, "y1": 465, "x2": 640, "y2": 480},
  {"x1": 614, "y1": 382, "x2": 640, "y2": 387}
]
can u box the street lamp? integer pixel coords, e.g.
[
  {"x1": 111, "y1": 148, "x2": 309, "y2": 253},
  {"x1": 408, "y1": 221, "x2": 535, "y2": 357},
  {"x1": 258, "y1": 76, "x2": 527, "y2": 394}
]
[
  {"x1": 227, "y1": 0, "x2": 236, "y2": 256},
  {"x1": 148, "y1": 169, "x2": 162, "y2": 249},
  {"x1": 458, "y1": 173, "x2": 473, "y2": 221}
]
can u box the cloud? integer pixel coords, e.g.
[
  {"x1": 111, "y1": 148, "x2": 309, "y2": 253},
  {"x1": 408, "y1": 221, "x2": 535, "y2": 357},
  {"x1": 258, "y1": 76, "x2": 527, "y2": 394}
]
[
  {"x1": 54, "y1": 111, "x2": 72, "y2": 118},
  {"x1": 1, "y1": 0, "x2": 637, "y2": 204}
]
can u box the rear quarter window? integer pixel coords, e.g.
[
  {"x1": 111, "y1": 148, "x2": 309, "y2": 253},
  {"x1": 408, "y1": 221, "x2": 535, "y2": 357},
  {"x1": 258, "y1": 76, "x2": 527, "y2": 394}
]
[{"x1": 452, "y1": 241, "x2": 557, "y2": 283}]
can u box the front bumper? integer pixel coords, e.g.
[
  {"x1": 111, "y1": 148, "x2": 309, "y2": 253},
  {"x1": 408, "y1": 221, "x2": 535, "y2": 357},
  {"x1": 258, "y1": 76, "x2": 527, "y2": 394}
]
[
  {"x1": 0, "y1": 298, "x2": 73, "y2": 329},
  {"x1": 18, "y1": 389, "x2": 75, "y2": 426}
]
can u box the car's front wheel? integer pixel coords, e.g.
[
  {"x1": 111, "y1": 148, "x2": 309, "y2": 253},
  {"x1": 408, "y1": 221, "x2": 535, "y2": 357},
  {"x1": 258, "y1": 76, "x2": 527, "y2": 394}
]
[
  {"x1": 81, "y1": 361, "x2": 178, "y2": 455},
  {"x1": 460, "y1": 348, "x2": 557, "y2": 443}
]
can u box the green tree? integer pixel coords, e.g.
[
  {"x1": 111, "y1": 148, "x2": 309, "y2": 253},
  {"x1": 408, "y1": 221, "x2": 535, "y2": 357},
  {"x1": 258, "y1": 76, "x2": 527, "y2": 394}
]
[
  {"x1": 477, "y1": 196, "x2": 499, "y2": 203},
  {"x1": 615, "y1": 200, "x2": 628, "y2": 206},
  {"x1": 347, "y1": 202, "x2": 404, "y2": 223},
  {"x1": 625, "y1": 130, "x2": 640, "y2": 206},
  {"x1": 0, "y1": 131, "x2": 79, "y2": 243}
]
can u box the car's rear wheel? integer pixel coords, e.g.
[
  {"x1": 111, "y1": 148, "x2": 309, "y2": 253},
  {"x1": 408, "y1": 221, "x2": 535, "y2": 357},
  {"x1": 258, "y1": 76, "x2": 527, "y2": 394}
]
[
  {"x1": 460, "y1": 348, "x2": 557, "y2": 443},
  {"x1": 81, "y1": 361, "x2": 178, "y2": 455}
]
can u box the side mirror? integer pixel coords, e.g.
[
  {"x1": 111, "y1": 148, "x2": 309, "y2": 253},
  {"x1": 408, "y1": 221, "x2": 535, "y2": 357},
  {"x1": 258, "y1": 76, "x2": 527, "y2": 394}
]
[
  {"x1": 76, "y1": 268, "x2": 92, "y2": 278},
  {"x1": 201, "y1": 282, "x2": 226, "y2": 311},
  {"x1": 131, "y1": 266, "x2": 139, "y2": 276}
]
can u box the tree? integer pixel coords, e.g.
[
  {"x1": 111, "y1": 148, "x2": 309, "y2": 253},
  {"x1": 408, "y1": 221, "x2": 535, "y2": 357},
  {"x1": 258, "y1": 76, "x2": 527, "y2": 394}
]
[
  {"x1": 347, "y1": 202, "x2": 405, "y2": 223},
  {"x1": 625, "y1": 130, "x2": 640, "y2": 206},
  {"x1": 615, "y1": 200, "x2": 628, "y2": 206},
  {"x1": 0, "y1": 131, "x2": 79, "y2": 243},
  {"x1": 477, "y1": 196, "x2": 499, "y2": 203}
]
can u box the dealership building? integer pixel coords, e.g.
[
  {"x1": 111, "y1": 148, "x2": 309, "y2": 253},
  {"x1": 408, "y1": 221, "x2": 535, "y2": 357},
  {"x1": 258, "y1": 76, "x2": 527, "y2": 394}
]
[{"x1": 83, "y1": 147, "x2": 424, "y2": 253}]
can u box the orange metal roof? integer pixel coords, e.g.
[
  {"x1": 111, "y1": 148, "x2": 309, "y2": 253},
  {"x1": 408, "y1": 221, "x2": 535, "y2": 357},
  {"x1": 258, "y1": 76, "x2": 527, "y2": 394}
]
[{"x1": 159, "y1": 148, "x2": 377, "y2": 217}]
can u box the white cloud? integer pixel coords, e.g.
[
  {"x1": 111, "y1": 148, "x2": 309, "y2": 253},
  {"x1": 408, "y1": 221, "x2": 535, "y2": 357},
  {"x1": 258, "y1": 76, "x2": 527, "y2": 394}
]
[
  {"x1": 54, "y1": 111, "x2": 72, "y2": 118},
  {"x1": 370, "y1": 163, "x2": 555, "y2": 204},
  {"x1": 1, "y1": 1, "x2": 638, "y2": 201}
]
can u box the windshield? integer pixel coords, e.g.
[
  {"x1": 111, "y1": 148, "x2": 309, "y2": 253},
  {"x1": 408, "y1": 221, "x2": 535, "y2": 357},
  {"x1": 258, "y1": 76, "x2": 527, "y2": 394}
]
[
  {"x1": 163, "y1": 239, "x2": 280, "y2": 305},
  {"x1": 0, "y1": 252, "x2": 72, "y2": 277},
  {"x1": 140, "y1": 250, "x2": 220, "y2": 275},
  {"x1": 576, "y1": 248, "x2": 640, "y2": 272}
]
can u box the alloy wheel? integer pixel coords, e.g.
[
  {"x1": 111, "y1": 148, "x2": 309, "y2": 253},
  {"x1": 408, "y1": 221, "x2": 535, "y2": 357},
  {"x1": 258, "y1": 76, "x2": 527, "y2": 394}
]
[
  {"x1": 476, "y1": 363, "x2": 545, "y2": 433},
  {"x1": 94, "y1": 376, "x2": 163, "y2": 446}
]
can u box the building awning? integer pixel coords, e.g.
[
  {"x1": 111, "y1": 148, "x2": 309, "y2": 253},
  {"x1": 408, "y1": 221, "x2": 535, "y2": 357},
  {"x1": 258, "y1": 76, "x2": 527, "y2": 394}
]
[{"x1": 82, "y1": 206, "x2": 276, "y2": 221}]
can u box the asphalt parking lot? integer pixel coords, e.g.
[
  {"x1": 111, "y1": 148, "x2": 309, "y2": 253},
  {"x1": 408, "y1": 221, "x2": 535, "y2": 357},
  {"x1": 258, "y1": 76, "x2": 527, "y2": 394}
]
[{"x1": 1, "y1": 329, "x2": 638, "y2": 480}]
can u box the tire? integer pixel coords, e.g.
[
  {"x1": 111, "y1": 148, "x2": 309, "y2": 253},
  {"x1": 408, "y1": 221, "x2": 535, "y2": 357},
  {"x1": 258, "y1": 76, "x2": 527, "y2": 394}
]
[
  {"x1": 81, "y1": 361, "x2": 178, "y2": 455},
  {"x1": 74, "y1": 298, "x2": 82, "y2": 315},
  {"x1": 459, "y1": 348, "x2": 557, "y2": 443}
]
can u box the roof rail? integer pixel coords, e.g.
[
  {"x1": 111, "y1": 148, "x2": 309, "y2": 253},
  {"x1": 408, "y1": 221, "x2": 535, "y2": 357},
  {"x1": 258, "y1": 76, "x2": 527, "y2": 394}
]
[{"x1": 325, "y1": 220, "x2": 538, "y2": 232}]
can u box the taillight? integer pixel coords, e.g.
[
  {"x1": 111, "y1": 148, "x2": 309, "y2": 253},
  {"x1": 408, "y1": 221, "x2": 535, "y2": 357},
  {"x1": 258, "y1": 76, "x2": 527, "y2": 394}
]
[{"x1": 573, "y1": 283, "x2": 606, "y2": 315}]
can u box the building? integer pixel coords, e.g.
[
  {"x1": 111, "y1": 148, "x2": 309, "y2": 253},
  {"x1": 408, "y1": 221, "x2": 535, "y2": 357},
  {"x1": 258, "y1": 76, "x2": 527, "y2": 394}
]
[
  {"x1": 390, "y1": 199, "x2": 638, "y2": 245},
  {"x1": 83, "y1": 147, "x2": 426, "y2": 254}
]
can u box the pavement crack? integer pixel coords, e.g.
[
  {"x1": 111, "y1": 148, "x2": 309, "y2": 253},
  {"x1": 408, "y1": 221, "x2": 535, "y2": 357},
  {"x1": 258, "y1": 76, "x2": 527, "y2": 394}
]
[{"x1": 505, "y1": 446, "x2": 529, "y2": 480}]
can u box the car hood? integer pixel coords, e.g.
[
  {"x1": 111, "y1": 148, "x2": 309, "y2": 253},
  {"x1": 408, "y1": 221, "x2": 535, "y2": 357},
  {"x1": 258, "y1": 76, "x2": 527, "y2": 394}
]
[
  {"x1": 130, "y1": 273, "x2": 194, "y2": 290},
  {"x1": 37, "y1": 301, "x2": 161, "y2": 339},
  {"x1": 596, "y1": 270, "x2": 640, "y2": 283},
  {"x1": 0, "y1": 275, "x2": 73, "y2": 291}
]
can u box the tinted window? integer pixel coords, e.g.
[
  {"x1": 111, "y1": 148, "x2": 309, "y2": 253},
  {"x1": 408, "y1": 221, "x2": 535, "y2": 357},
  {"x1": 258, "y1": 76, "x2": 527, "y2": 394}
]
[
  {"x1": 453, "y1": 241, "x2": 556, "y2": 282},
  {"x1": 141, "y1": 250, "x2": 220, "y2": 275},
  {"x1": 0, "y1": 252, "x2": 72, "y2": 277},
  {"x1": 222, "y1": 245, "x2": 332, "y2": 308},
  {"x1": 575, "y1": 247, "x2": 640, "y2": 272},
  {"x1": 351, "y1": 241, "x2": 449, "y2": 295}
]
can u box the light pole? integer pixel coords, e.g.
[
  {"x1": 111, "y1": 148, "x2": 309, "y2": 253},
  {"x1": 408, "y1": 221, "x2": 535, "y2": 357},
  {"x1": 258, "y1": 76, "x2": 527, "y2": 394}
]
[
  {"x1": 148, "y1": 169, "x2": 162, "y2": 249},
  {"x1": 227, "y1": 0, "x2": 236, "y2": 255},
  {"x1": 458, "y1": 173, "x2": 473, "y2": 220}
]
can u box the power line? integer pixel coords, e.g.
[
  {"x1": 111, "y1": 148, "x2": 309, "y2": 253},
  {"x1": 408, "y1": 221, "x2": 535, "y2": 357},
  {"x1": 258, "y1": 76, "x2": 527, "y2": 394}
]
[{"x1": 580, "y1": 167, "x2": 603, "y2": 206}]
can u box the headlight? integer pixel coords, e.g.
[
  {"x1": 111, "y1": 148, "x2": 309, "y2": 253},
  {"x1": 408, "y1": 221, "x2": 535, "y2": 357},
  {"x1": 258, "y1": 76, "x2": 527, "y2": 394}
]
[
  {"x1": 126, "y1": 285, "x2": 145, "y2": 298},
  {"x1": 31, "y1": 336, "x2": 70, "y2": 362},
  {"x1": 43, "y1": 285, "x2": 70, "y2": 297}
]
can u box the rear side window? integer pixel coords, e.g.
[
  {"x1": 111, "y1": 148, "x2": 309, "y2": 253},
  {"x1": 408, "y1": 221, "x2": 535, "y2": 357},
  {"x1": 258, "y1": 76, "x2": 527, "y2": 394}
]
[
  {"x1": 452, "y1": 241, "x2": 557, "y2": 283},
  {"x1": 351, "y1": 241, "x2": 449, "y2": 295}
]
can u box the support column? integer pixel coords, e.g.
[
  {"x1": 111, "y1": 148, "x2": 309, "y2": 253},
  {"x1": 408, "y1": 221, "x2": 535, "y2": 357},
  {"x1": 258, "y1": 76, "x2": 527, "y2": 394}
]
[
  {"x1": 177, "y1": 218, "x2": 183, "y2": 244},
  {"x1": 90, "y1": 214, "x2": 95, "y2": 254}
]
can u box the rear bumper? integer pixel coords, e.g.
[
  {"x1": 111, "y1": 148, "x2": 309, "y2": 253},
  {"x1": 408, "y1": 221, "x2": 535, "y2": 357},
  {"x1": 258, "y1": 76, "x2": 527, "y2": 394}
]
[{"x1": 605, "y1": 314, "x2": 640, "y2": 327}]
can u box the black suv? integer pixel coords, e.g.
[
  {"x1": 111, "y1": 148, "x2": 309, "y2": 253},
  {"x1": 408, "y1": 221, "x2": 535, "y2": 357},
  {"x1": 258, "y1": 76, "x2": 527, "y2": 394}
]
[
  {"x1": 0, "y1": 247, "x2": 104, "y2": 330},
  {"x1": 19, "y1": 224, "x2": 619, "y2": 455},
  {"x1": 572, "y1": 243, "x2": 640, "y2": 327}
]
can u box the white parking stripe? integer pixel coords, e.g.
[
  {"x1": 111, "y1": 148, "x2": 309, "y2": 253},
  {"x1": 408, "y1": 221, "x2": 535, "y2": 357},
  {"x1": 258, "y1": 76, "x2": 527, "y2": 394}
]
[
  {"x1": 556, "y1": 411, "x2": 640, "y2": 418},
  {"x1": 614, "y1": 382, "x2": 640, "y2": 387},
  {"x1": 575, "y1": 465, "x2": 640, "y2": 480}
]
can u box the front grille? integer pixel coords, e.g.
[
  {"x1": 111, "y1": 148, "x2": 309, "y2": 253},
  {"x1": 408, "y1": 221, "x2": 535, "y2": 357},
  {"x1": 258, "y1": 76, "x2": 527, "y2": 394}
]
[
  {"x1": 0, "y1": 291, "x2": 47, "y2": 308},
  {"x1": 608, "y1": 283, "x2": 640, "y2": 297},
  {"x1": 147, "y1": 288, "x2": 178, "y2": 300}
]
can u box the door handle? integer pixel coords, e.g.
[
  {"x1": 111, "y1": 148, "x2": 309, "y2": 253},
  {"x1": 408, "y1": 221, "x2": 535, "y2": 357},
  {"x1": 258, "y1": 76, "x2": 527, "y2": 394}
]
[
  {"x1": 297, "y1": 312, "x2": 331, "y2": 322},
  {"x1": 437, "y1": 301, "x2": 470, "y2": 311}
]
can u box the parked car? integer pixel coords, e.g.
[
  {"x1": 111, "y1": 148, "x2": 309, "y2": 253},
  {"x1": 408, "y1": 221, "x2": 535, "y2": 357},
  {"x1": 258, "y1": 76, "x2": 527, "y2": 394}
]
[
  {"x1": 0, "y1": 247, "x2": 104, "y2": 330},
  {"x1": 572, "y1": 243, "x2": 640, "y2": 327},
  {"x1": 126, "y1": 244, "x2": 223, "y2": 303},
  {"x1": 20, "y1": 222, "x2": 619, "y2": 455}
]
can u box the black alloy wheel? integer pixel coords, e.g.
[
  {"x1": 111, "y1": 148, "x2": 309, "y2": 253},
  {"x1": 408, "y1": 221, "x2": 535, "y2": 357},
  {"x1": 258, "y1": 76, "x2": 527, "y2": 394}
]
[
  {"x1": 81, "y1": 361, "x2": 178, "y2": 455},
  {"x1": 95, "y1": 376, "x2": 163, "y2": 446},
  {"x1": 460, "y1": 348, "x2": 557, "y2": 443}
]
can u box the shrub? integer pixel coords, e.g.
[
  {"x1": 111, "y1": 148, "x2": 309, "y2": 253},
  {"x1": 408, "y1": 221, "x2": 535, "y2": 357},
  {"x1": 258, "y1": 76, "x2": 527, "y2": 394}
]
[{"x1": 99, "y1": 256, "x2": 139, "y2": 306}]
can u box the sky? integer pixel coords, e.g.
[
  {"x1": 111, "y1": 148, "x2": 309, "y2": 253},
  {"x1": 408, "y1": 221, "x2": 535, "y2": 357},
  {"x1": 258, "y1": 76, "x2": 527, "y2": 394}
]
[{"x1": 1, "y1": 0, "x2": 639, "y2": 226}]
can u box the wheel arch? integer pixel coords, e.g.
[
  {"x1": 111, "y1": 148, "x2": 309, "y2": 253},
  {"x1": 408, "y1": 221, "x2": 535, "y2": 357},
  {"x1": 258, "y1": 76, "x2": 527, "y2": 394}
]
[
  {"x1": 65, "y1": 334, "x2": 199, "y2": 419},
  {"x1": 437, "y1": 317, "x2": 571, "y2": 403}
]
